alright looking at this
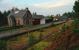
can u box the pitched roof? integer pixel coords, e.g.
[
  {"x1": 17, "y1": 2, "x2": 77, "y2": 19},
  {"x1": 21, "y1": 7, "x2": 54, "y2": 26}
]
[
  {"x1": 8, "y1": 8, "x2": 31, "y2": 18},
  {"x1": 13, "y1": 10, "x2": 26, "y2": 18},
  {"x1": 32, "y1": 15, "x2": 44, "y2": 19}
]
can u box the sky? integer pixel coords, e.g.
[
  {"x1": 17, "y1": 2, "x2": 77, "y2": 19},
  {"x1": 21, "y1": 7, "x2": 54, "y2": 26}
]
[{"x1": 0, "y1": 0, "x2": 75, "y2": 16}]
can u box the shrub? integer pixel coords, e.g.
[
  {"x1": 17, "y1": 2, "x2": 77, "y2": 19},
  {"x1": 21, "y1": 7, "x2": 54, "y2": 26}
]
[
  {"x1": 72, "y1": 19, "x2": 79, "y2": 28},
  {"x1": 28, "y1": 34, "x2": 36, "y2": 46},
  {"x1": 0, "y1": 40, "x2": 7, "y2": 50},
  {"x1": 73, "y1": 28, "x2": 79, "y2": 36},
  {"x1": 69, "y1": 45, "x2": 79, "y2": 50},
  {"x1": 61, "y1": 24, "x2": 69, "y2": 32}
]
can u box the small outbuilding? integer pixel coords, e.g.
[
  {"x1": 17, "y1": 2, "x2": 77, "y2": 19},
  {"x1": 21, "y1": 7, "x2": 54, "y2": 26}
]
[{"x1": 32, "y1": 13, "x2": 45, "y2": 25}]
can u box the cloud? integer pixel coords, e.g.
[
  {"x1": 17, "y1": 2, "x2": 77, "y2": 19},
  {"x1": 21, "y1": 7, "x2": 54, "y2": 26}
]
[
  {"x1": 0, "y1": 0, "x2": 31, "y2": 11},
  {"x1": 0, "y1": 0, "x2": 75, "y2": 15},
  {"x1": 33, "y1": 0, "x2": 74, "y2": 9},
  {"x1": 0, "y1": 0, "x2": 3, "y2": 2},
  {"x1": 29, "y1": 4, "x2": 73, "y2": 16},
  {"x1": 0, "y1": 0, "x2": 17, "y2": 11}
]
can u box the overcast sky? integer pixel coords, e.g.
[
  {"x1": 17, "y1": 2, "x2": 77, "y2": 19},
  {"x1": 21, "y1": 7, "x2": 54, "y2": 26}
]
[{"x1": 0, "y1": 0, "x2": 75, "y2": 16}]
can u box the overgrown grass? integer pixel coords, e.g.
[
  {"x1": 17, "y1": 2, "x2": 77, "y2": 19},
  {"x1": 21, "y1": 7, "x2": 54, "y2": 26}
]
[{"x1": 27, "y1": 41, "x2": 50, "y2": 50}]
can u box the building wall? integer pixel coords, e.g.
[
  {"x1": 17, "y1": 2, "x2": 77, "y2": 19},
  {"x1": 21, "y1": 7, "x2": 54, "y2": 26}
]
[
  {"x1": 8, "y1": 15, "x2": 16, "y2": 27},
  {"x1": 32, "y1": 19, "x2": 40, "y2": 25},
  {"x1": 7, "y1": 8, "x2": 33, "y2": 26},
  {"x1": 8, "y1": 16, "x2": 13, "y2": 27},
  {"x1": 16, "y1": 17, "x2": 23, "y2": 26},
  {"x1": 40, "y1": 18, "x2": 45, "y2": 24}
]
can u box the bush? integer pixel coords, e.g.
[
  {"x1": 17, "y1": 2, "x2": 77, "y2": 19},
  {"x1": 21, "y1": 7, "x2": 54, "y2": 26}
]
[
  {"x1": 61, "y1": 24, "x2": 69, "y2": 32},
  {"x1": 0, "y1": 40, "x2": 7, "y2": 50},
  {"x1": 69, "y1": 45, "x2": 79, "y2": 50},
  {"x1": 72, "y1": 19, "x2": 79, "y2": 28},
  {"x1": 28, "y1": 34, "x2": 37, "y2": 46},
  {"x1": 73, "y1": 28, "x2": 79, "y2": 36}
]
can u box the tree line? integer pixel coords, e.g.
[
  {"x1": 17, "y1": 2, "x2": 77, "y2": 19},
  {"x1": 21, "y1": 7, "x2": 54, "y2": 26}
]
[
  {"x1": 0, "y1": 10, "x2": 10, "y2": 27},
  {"x1": 63, "y1": 0, "x2": 79, "y2": 19}
]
